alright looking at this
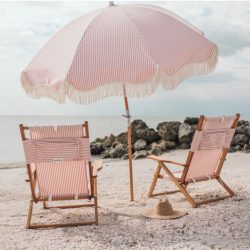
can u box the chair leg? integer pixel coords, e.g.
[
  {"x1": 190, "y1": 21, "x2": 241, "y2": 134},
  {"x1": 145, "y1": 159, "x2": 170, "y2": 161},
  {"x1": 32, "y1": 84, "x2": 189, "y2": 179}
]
[
  {"x1": 43, "y1": 202, "x2": 48, "y2": 209},
  {"x1": 94, "y1": 196, "x2": 98, "y2": 225},
  {"x1": 26, "y1": 200, "x2": 34, "y2": 229},
  {"x1": 175, "y1": 183, "x2": 198, "y2": 208},
  {"x1": 217, "y1": 177, "x2": 235, "y2": 196},
  {"x1": 148, "y1": 164, "x2": 161, "y2": 197}
]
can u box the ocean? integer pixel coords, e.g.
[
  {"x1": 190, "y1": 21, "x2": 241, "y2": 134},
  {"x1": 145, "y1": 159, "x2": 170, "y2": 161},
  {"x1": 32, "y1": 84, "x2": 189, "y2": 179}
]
[{"x1": 0, "y1": 115, "x2": 183, "y2": 163}]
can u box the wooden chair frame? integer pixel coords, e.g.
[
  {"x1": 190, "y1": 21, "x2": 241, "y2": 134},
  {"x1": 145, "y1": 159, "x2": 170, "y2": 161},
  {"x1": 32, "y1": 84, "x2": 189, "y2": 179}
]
[
  {"x1": 19, "y1": 122, "x2": 101, "y2": 229},
  {"x1": 148, "y1": 114, "x2": 240, "y2": 208}
]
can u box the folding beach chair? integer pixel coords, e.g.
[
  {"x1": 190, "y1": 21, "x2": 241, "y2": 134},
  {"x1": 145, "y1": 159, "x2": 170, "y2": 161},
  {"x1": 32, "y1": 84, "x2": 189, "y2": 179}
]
[
  {"x1": 19, "y1": 122, "x2": 102, "y2": 228},
  {"x1": 147, "y1": 114, "x2": 240, "y2": 208}
]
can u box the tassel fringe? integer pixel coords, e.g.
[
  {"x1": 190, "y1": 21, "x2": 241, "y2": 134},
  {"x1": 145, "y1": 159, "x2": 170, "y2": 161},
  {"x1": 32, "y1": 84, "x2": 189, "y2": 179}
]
[{"x1": 21, "y1": 47, "x2": 218, "y2": 105}]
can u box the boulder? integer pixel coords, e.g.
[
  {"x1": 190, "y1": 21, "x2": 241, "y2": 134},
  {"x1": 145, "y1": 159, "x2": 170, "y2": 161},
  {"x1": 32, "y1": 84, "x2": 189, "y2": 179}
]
[
  {"x1": 136, "y1": 128, "x2": 160, "y2": 143},
  {"x1": 100, "y1": 149, "x2": 111, "y2": 159},
  {"x1": 158, "y1": 126, "x2": 176, "y2": 141},
  {"x1": 165, "y1": 140, "x2": 177, "y2": 149},
  {"x1": 237, "y1": 120, "x2": 250, "y2": 127},
  {"x1": 109, "y1": 143, "x2": 127, "y2": 158},
  {"x1": 133, "y1": 150, "x2": 149, "y2": 159},
  {"x1": 179, "y1": 143, "x2": 190, "y2": 149},
  {"x1": 178, "y1": 123, "x2": 195, "y2": 144},
  {"x1": 116, "y1": 132, "x2": 128, "y2": 145},
  {"x1": 229, "y1": 146, "x2": 238, "y2": 153},
  {"x1": 235, "y1": 145, "x2": 242, "y2": 151},
  {"x1": 134, "y1": 139, "x2": 147, "y2": 151},
  {"x1": 122, "y1": 154, "x2": 129, "y2": 160},
  {"x1": 235, "y1": 125, "x2": 246, "y2": 135},
  {"x1": 90, "y1": 142, "x2": 104, "y2": 155},
  {"x1": 149, "y1": 143, "x2": 162, "y2": 156},
  {"x1": 184, "y1": 117, "x2": 199, "y2": 125},
  {"x1": 116, "y1": 131, "x2": 137, "y2": 145},
  {"x1": 157, "y1": 121, "x2": 181, "y2": 132},
  {"x1": 157, "y1": 122, "x2": 181, "y2": 141},
  {"x1": 131, "y1": 119, "x2": 148, "y2": 131},
  {"x1": 94, "y1": 137, "x2": 106, "y2": 143},
  {"x1": 242, "y1": 144, "x2": 250, "y2": 153},
  {"x1": 231, "y1": 134, "x2": 249, "y2": 146},
  {"x1": 244, "y1": 126, "x2": 250, "y2": 137},
  {"x1": 156, "y1": 139, "x2": 177, "y2": 150},
  {"x1": 103, "y1": 134, "x2": 116, "y2": 148}
]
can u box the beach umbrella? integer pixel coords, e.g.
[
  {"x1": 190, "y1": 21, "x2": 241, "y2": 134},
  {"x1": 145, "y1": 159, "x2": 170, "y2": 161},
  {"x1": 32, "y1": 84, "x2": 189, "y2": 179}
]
[{"x1": 20, "y1": 2, "x2": 218, "y2": 201}]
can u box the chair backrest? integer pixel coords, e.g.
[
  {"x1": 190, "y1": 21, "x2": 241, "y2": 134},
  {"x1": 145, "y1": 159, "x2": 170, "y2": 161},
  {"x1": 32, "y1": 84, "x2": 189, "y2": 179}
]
[
  {"x1": 19, "y1": 122, "x2": 93, "y2": 200},
  {"x1": 182, "y1": 114, "x2": 240, "y2": 183}
]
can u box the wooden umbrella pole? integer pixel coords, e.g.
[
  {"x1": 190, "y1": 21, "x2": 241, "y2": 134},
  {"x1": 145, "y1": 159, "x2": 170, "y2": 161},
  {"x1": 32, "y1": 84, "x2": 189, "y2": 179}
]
[{"x1": 123, "y1": 84, "x2": 134, "y2": 201}]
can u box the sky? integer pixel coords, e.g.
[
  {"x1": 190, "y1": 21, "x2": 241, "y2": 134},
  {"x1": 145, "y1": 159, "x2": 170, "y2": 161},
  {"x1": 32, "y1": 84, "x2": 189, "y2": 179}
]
[{"x1": 0, "y1": 1, "x2": 250, "y2": 118}]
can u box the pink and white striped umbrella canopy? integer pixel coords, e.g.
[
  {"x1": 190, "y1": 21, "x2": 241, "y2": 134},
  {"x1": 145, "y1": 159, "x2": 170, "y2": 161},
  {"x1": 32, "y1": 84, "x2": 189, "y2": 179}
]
[{"x1": 21, "y1": 4, "x2": 218, "y2": 104}]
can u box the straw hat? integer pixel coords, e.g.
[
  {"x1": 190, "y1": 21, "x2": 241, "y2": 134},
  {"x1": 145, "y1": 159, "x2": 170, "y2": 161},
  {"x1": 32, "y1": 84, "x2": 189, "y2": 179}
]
[{"x1": 143, "y1": 199, "x2": 187, "y2": 220}]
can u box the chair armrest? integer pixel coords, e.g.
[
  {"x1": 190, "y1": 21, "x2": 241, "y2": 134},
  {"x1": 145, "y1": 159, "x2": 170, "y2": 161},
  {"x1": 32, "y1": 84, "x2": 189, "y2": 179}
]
[
  {"x1": 92, "y1": 160, "x2": 103, "y2": 177},
  {"x1": 147, "y1": 155, "x2": 186, "y2": 167}
]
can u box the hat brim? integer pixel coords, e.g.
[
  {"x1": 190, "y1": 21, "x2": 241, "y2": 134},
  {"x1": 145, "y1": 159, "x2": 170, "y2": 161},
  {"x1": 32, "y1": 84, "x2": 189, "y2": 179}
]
[{"x1": 143, "y1": 209, "x2": 187, "y2": 220}]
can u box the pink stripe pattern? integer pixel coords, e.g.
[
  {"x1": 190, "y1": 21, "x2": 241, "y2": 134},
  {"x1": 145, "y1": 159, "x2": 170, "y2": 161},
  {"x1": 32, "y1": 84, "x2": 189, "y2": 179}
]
[
  {"x1": 186, "y1": 116, "x2": 236, "y2": 182},
  {"x1": 21, "y1": 124, "x2": 92, "y2": 200},
  {"x1": 21, "y1": 4, "x2": 218, "y2": 104},
  {"x1": 36, "y1": 161, "x2": 89, "y2": 200},
  {"x1": 30, "y1": 125, "x2": 84, "y2": 139},
  {"x1": 23, "y1": 138, "x2": 91, "y2": 164}
]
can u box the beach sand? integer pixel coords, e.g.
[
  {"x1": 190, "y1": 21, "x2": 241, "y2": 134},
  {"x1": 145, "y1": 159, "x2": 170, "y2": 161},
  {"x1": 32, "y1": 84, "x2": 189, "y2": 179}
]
[{"x1": 0, "y1": 150, "x2": 249, "y2": 249}]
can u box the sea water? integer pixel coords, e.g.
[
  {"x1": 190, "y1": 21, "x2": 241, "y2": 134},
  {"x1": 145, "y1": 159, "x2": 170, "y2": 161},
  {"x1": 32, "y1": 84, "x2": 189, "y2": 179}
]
[{"x1": 0, "y1": 115, "x2": 183, "y2": 163}]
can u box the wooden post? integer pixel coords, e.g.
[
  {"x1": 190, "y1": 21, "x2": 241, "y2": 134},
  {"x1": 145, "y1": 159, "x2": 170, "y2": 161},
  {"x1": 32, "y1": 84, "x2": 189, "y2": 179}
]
[{"x1": 123, "y1": 84, "x2": 134, "y2": 201}]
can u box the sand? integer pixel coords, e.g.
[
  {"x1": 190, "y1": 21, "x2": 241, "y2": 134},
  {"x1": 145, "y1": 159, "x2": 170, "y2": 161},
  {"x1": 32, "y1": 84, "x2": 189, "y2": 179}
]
[{"x1": 0, "y1": 150, "x2": 249, "y2": 249}]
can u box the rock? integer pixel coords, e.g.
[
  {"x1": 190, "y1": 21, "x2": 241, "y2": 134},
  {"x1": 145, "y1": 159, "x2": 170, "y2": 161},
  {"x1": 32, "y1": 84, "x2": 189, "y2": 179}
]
[
  {"x1": 151, "y1": 147, "x2": 161, "y2": 155},
  {"x1": 111, "y1": 141, "x2": 120, "y2": 148},
  {"x1": 235, "y1": 145, "x2": 242, "y2": 151},
  {"x1": 116, "y1": 132, "x2": 128, "y2": 145},
  {"x1": 90, "y1": 142, "x2": 104, "y2": 155},
  {"x1": 103, "y1": 134, "x2": 116, "y2": 148},
  {"x1": 100, "y1": 149, "x2": 111, "y2": 159},
  {"x1": 94, "y1": 137, "x2": 106, "y2": 143},
  {"x1": 179, "y1": 143, "x2": 190, "y2": 149},
  {"x1": 156, "y1": 139, "x2": 177, "y2": 151},
  {"x1": 131, "y1": 119, "x2": 148, "y2": 131},
  {"x1": 164, "y1": 140, "x2": 177, "y2": 149},
  {"x1": 109, "y1": 143, "x2": 127, "y2": 158},
  {"x1": 116, "y1": 131, "x2": 137, "y2": 145},
  {"x1": 178, "y1": 123, "x2": 195, "y2": 144},
  {"x1": 228, "y1": 147, "x2": 237, "y2": 153},
  {"x1": 136, "y1": 128, "x2": 160, "y2": 143},
  {"x1": 235, "y1": 125, "x2": 246, "y2": 135},
  {"x1": 231, "y1": 134, "x2": 249, "y2": 146},
  {"x1": 158, "y1": 126, "x2": 176, "y2": 141},
  {"x1": 157, "y1": 121, "x2": 181, "y2": 132},
  {"x1": 122, "y1": 154, "x2": 129, "y2": 160},
  {"x1": 244, "y1": 126, "x2": 250, "y2": 137},
  {"x1": 184, "y1": 117, "x2": 199, "y2": 125},
  {"x1": 237, "y1": 120, "x2": 249, "y2": 127},
  {"x1": 134, "y1": 139, "x2": 147, "y2": 151},
  {"x1": 149, "y1": 143, "x2": 162, "y2": 155},
  {"x1": 242, "y1": 144, "x2": 250, "y2": 153},
  {"x1": 133, "y1": 150, "x2": 148, "y2": 159},
  {"x1": 157, "y1": 122, "x2": 181, "y2": 141}
]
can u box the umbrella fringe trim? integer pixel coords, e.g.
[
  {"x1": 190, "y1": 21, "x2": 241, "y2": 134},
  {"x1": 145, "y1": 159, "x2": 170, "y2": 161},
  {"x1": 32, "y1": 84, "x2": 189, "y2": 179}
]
[{"x1": 21, "y1": 47, "x2": 218, "y2": 105}]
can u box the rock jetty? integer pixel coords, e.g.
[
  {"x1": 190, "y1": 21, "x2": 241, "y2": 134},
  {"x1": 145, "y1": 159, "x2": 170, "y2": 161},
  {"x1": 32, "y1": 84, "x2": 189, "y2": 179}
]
[{"x1": 90, "y1": 118, "x2": 250, "y2": 159}]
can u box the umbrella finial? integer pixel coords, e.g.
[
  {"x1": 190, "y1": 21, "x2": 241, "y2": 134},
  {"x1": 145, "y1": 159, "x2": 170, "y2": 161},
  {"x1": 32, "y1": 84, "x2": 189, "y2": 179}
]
[{"x1": 109, "y1": 1, "x2": 115, "y2": 7}]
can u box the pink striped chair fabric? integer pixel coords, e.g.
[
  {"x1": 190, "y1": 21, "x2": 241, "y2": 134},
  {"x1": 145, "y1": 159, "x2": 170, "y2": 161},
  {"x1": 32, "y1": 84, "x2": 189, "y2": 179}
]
[
  {"x1": 29, "y1": 125, "x2": 85, "y2": 139},
  {"x1": 184, "y1": 116, "x2": 236, "y2": 183},
  {"x1": 22, "y1": 125, "x2": 92, "y2": 200},
  {"x1": 36, "y1": 161, "x2": 89, "y2": 199},
  {"x1": 23, "y1": 138, "x2": 91, "y2": 164}
]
